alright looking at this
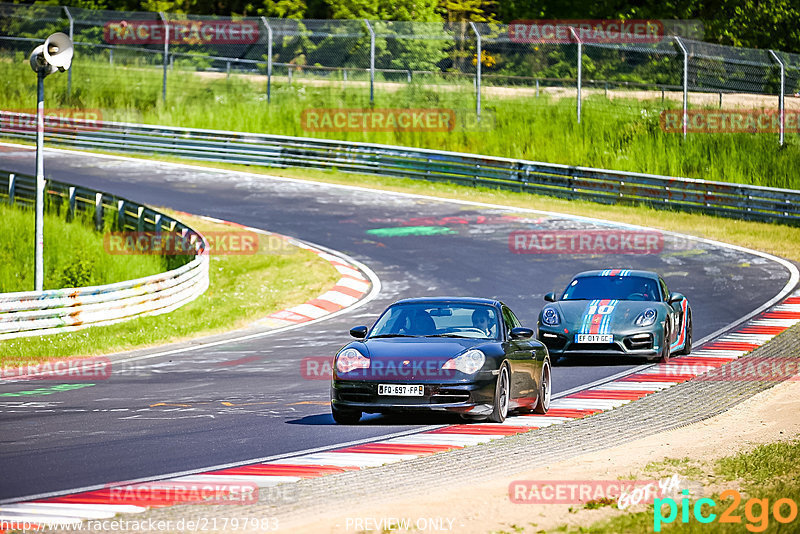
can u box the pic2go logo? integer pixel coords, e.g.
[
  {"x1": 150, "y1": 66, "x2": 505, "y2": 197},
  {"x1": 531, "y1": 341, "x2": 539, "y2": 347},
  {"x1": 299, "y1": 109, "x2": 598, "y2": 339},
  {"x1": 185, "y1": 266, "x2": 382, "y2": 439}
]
[{"x1": 654, "y1": 489, "x2": 798, "y2": 532}]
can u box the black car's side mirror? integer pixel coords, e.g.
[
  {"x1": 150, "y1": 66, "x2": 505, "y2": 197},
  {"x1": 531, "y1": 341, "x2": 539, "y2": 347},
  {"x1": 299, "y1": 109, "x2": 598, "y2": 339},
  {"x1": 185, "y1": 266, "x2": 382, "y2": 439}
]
[
  {"x1": 510, "y1": 327, "x2": 534, "y2": 339},
  {"x1": 349, "y1": 326, "x2": 368, "y2": 339},
  {"x1": 544, "y1": 292, "x2": 557, "y2": 302},
  {"x1": 668, "y1": 292, "x2": 684, "y2": 304}
]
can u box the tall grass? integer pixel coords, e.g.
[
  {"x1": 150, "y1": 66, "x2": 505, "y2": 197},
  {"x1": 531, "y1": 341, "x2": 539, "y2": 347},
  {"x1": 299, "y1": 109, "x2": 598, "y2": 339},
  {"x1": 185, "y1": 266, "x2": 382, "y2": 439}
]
[
  {"x1": 1, "y1": 55, "x2": 798, "y2": 189},
  {"x1": 0, "y1": 202, "x2": 165, "y2": 292}
]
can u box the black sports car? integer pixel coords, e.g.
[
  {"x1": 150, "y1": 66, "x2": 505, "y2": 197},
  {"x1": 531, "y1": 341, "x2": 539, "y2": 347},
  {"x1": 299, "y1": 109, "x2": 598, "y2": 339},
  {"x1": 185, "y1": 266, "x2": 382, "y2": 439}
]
[
  {"x1": 538, "y1": 269, "x2": 692, "y2": 362},
  {"x1": 330, "y1": 297, "x2": 552, "y2": 424}
]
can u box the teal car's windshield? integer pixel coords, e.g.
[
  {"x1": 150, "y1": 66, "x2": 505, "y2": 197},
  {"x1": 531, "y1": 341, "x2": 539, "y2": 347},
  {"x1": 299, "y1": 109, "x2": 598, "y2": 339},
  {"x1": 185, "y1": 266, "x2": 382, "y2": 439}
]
[
  {"x1": 369, "y1": 303, "x2": 500, "y2": 339},
  {"x1": 562, "y1": 275, "x2": 660, "y2": 301}
]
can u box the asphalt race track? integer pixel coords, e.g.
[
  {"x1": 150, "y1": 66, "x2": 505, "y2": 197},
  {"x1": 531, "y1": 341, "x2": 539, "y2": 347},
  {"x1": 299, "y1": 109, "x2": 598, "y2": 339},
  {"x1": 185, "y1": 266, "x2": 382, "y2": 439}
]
[{"x1": 0, "y1": 145, "x2": 794, "y2": 502}]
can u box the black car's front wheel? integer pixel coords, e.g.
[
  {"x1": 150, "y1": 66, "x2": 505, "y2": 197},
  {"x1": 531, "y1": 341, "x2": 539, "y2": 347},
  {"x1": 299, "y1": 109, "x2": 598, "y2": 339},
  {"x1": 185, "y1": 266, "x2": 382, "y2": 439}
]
[
  {"x1": 488, "y1": 364, "x2": 510, "y2": 423},
  {"x1": 331, "y1": 404, "x2": 361, "y2": 424},
  {"x1": 533, "y1": 360, "x2": 551, "y2": 414}
]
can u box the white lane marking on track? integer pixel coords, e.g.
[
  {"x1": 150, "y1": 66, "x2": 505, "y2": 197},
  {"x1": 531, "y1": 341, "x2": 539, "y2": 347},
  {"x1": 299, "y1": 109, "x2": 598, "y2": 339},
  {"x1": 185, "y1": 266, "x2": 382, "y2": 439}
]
[
  {"x1": 269, "y1": 452, "x2": 416, "y2": 467},
  {"x1": 167, "y1": 474, "x2": 301, "y2": 486}
]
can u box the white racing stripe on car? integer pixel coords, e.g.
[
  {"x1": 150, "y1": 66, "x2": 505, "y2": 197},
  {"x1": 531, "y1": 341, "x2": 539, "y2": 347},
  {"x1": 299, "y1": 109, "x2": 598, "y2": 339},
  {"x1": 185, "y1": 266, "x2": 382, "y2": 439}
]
[
  {"x1": 166, "y1": 474, "x2": 302, "y2": 487},
  {"x1": 269, "y1": 452, "x2": 416, "y2": 468}
]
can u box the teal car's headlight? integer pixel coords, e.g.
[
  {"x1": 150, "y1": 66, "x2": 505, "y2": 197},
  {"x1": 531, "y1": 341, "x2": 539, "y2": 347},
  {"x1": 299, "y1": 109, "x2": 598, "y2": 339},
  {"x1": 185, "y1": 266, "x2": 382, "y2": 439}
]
[
  {"x1": 634, "y1": 308, "x2": 658, "y2": 327},
  {"x1": 442, "y1": 349, "x2": 485, "y2": 374},
  {"x1": 542, "y1": 307, "x2": 561, "y2": 326},
  {"x1": 336, "y1": 347, "x2": 370, "y2": 373}
]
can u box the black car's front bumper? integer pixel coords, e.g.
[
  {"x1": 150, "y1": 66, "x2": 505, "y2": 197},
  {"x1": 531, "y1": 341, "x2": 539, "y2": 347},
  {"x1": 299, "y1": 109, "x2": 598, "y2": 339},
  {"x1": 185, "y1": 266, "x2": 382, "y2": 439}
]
[{"x1": 331, "y1": 378, "x2": 497, "y2": 416}]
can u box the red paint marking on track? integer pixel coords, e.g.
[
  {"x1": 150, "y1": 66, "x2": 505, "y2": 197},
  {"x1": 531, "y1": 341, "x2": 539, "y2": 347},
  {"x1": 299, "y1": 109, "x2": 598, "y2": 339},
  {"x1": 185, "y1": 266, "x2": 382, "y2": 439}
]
[
  {"x1": 330, "y1": 285, "x2": 365, "y2": 298},
  {"x1": 42, "y1": 491, "x2": 173, "y2": 507},
  {"x1": 738, "y1": 326, "x2": 787, "y2": 335},
  {"x1": 702, "y1": 341, "x2": 761, "y2": 351},
  {"x1": 305, "y1": 299, "x2": 343, "y2": 313},
  {"x1": 760, "y1": 311, "x2": 800, "y2": 319},
  {"x1": 568, "y1": 390, "x2": 652, "y2": 400},
  {"x1": 336, "y1": 443, "x2": 462, "y2": 455},
  {"x1": 620, "y1": 373, "x2": 694, "y2": 382},
  {"x1": 428, "y1": 425, "x2": 534, "y2": 435},
  {"x1": 207, "y1": 464, "x2": 357, "y2": 478},
  {"x1": 669, "y1": 356, "x2": 731, "y2": 366},
  {"x1": 215, "y1": 355, "x2": 262, "y2": 367}
]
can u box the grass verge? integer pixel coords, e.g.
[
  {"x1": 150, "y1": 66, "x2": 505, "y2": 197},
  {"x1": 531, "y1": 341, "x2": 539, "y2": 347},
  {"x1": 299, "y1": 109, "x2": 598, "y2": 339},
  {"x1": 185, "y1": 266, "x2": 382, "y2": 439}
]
[
  {"x1": 0, "y1": 202, "x2": 165, "y2": 292},
  {"x1": 0, "y1": 209, "x2": 341, "y2": 366},
  {"x1": 1, "y1": 56, "x2": 799, "y2": 189}
]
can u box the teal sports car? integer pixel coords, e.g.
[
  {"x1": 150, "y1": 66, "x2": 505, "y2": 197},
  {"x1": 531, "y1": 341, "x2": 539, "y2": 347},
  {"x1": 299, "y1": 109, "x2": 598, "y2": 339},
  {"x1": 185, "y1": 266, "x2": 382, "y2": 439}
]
[{"x1": 537, "y1": 269, "x2": 692, "y2": 362}]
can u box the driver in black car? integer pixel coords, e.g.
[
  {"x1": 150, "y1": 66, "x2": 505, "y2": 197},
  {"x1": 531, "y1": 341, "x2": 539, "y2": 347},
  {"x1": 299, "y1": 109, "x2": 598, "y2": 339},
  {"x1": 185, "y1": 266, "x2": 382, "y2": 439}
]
[{"x1": 472, "y1": 309, "x2": 494, "y2": 337}]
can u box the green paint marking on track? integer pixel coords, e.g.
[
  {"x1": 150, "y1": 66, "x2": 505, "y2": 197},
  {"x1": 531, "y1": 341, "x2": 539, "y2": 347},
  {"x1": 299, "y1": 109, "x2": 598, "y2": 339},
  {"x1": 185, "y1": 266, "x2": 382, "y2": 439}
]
[
  {"x1": 0, "y1": 383, "x2": 96, "y2": 397},
  {"x1": 366, "y1": 226, "x2": 457, "y2": 237}
]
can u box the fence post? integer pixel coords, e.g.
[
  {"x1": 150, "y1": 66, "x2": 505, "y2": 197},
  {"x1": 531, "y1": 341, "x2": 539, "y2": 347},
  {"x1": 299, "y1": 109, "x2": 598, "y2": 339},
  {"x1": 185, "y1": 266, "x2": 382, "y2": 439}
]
[
  {"x1": 8, "y1": 173, "x2": 15, "y2": 205},
  {"x1": 261, "y1": 17, "x2": 272, "y2": 103},
  {"x1": 63, "y1": 7, "x2": 73, "y2": 97},
  {"x1": 68, "y1": 186, "x2": 76, "y2": 221},
  {"x1": 568, "y1": 27, "x2": 582, "y2": 124},
  {"x1": 768, "y1": 50, "x2": 785, "y2": 147},
  {"x1": 364, "y1": 19, "x2": 375, "y2": 104},
  {"x1": 159, "y1": 12, "x2": 169, "y2": 102},
  {"x1": 469, "y1": 21, "x2": 481, "y2": 120},
  {"x1": 95, "y1": 192, "x2": 103, "y2": 231},
  {"x1": 674, "y1": 36, "x2": 689, "y2": 140}
]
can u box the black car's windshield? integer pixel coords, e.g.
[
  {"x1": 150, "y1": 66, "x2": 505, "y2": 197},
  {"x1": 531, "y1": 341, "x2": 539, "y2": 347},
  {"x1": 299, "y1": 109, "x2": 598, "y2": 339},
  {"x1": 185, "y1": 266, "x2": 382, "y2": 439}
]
[
  {"x1": 561, "y1": 275, "x2": 660, "y2": 301},
  {"x1": 369, "y1": 303, "x2": 500, "y2": 340}
]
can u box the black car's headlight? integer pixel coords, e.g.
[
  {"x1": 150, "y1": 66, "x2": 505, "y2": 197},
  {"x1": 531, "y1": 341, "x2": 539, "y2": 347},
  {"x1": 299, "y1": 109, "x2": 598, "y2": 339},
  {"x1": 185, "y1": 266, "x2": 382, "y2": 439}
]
[
  {"x1": 634, "y1": 308, "x2": 658, "y2": 327},
  {"x1": 336, "y1": 348, "x2": 370, "y2": 373},
  {"x1": 442, "y1": 349, "x2": 485, "y2": 374},
  {"x1": 541, "y1": 307, "x2": 561, "y2": 326}
]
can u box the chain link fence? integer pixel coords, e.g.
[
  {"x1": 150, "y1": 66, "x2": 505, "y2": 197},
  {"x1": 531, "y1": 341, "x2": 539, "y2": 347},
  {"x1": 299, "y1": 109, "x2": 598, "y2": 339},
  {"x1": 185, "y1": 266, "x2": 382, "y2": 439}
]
[{"x1": 1, "y1": 3, "x2": 799, "y2": 145}]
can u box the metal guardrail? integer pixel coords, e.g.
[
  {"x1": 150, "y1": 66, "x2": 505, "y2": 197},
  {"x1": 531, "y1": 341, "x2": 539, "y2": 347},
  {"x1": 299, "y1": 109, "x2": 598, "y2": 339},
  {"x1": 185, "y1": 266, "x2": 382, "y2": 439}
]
[
  {"x1": 0, "y1": 169, "x2": 209, "y2": 340},
  {"x1": 1, "y1": 111, "x2": 799, "y2": 225}
]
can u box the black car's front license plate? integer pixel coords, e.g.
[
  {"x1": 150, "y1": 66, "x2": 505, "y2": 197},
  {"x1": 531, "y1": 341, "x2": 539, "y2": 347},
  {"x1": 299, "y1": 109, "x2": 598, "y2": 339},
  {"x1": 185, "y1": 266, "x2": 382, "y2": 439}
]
[{"x1": 377, "y1": 384, "x2": 424, "y2": 396}]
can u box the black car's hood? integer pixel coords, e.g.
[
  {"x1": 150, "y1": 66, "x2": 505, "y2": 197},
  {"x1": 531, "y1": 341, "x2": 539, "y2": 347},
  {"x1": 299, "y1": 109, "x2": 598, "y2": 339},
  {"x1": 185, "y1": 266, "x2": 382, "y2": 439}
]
[
  {"x1": 363, "y1": 336, "x2": 489, "y2": 358},
  {"x1": 342, "y1": 337, "x2": 492, "y2": 381}
]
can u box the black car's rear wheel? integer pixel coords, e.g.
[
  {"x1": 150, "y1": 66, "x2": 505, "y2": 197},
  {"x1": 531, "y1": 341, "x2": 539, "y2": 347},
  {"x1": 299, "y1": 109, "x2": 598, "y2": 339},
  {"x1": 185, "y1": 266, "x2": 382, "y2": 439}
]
[
  {"x1": 488, "y1": 364, "x2": 510, "y2": 423},
  {"x1": 331, "y1": 404, "x2": 361, "y2": 424},
  {"x1": 533, "y1": 360, "x2": 551, "y2": 414}
]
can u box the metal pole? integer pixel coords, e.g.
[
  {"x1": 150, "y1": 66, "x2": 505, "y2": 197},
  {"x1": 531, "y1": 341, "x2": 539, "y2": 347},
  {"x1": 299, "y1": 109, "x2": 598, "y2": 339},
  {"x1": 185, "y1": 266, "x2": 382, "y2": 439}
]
[
  {"x1": 159, "y1": 12, "x2": 169, "y2": 102},
  {"x1": 469, "y1": 21, "x2": 481, "y2": 120},
  {"x1": 34, "y1": 71, "x2": 45, "y2": 291},
  {"x1": 364, "y1": 19, "x2": 375, "y2": 104},
  {"x1": 64, "y1": 7, "x2": 73, "y2": 97},
  {"x1": 674, "y1": 36, "x2": 689, "y2": 140},
  {"x1": 769, "y1": 50, "x2": 785, "y2": 146},
  {"x1": 569, "y1": 27, "x2": 581, "y2": 124},
  {"x1": 261, "y1": 17, "x2": 272, "y2": 103}
]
